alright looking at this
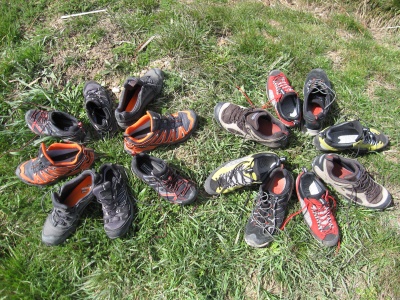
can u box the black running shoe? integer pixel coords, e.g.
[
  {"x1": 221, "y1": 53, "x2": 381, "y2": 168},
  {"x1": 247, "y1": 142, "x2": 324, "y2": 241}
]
[
  {"x1": 115, "y1": 68, "x2": 164, "y2": 129},
  {"x1": 303, "y1": 69, "x2": 336, "y2": 136},
  {"x1": 83, "y1": 81, "x2": 119, "y2": 137},
  {"x1": 131, "y1": 153, "x2": 197, "y2": 205},
  {"x1": 25, "y1": 109, "x2": 86, "y2": 142},
  {"x1": 244, "y1": 167, "x2": 294, "y2": 248},
  {"x1": 93, "y1": 164, "x2": 135, "y2": 239}
]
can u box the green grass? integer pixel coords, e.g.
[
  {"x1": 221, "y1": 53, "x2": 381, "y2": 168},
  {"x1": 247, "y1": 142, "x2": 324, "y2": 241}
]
[{"x1": 1, "y1": 0, "x2": 399, "y2": 299}]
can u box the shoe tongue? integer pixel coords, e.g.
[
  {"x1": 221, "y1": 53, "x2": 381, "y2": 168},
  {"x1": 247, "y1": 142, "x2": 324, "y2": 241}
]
[
  {"x1": 325, "y1": 154, "x2": 360, "y2": 181},
  {"x1": 93, "y1": 181, "x2": 113, "y2": 201},
  {"x1": 153, "y1": 165, "x2": 169, "y2": 179},
  {"x1": 52, "y1": 192, "x2": 69, "y2": 209},
  {"x1": 245, "y1": 110, "x2": 268, "y2": 130},
  {"x1": 311, "y1": 96, "x2": 325, "y2": 110},
  {"x1": 39, "y1": 143, "x2": 54, "y2": 165},
  {"x1": 124, "y1": 78, "x2": 139, "y2": 90},
  {"x1": 351, "y1": 120, "x2": 364, "y2": 140},
  {"x1": 252, "y1": 157, "x2": 273, "y2": 181},
  {"x1": 146, "y1": 110, "x2": 161, "y2": 131}
]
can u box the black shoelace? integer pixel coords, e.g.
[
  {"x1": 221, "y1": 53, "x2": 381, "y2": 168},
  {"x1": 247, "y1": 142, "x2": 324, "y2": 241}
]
[
  {"x1": 354, "y1": 169, "x2": 380, "y2": 200},
  {"x1": 160, "y1": 169, "x2": 190, "y2": 196},
  {"x1": 362, "y1": 128, "x2": 378, "y2": 145},
  {"x1": 217, "y1": 162, "x2": 254, "y2": 192},
  {"x1": 307, "y1": 78, "x2": 336, "y2": 110}
]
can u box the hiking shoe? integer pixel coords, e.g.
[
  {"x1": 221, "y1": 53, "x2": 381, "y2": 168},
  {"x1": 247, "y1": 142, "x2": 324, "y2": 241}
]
[
  {"x1": 115, "y1": 68, "x2": 164, "y2": 129},
  {"x1": 266, "y1": 70, "x2": 301, "y2": 127},
  {"x1": 131, "y1": 153, "x2": 197, "y2": 205},
  {"x1": 41, "y1": 170, "x2": 100, "y2": 246},
  {"x1": 204, "y1": 152, "x2": 284, "y2": 195},
  {"x1": 25, "y1": 109, "x2": 86, "y2": 143},
  {"x1": 93, "y1": 164, "x2": 135, "y2": 239},
  {"x1": 313, "y1": 120, "x2": 389, "y2": 153},
  {"x1": 312, "y1": 154, "x2": 392, "y2": 209},
  {"x1": 244, "y1": 167, "x2": 294, "y2": 248},
  {"x1": 296, "y1": 168, "x2": 339, "y2": 247},
  {"x1": 214, "y1": 102, "x2": 289, "y2": 148},
  {"x1": 15, "y1": 142, "x2": 95, "y2": 186},
  {"x1": 83, "y1": 81, "x2": 119, "y2": 137},
  {"x1": 124, "y1": 110, "x2": 198, "y2": 155},
  {"x1": 303, "y1": 69, "x2": 335, "y2": 136}
]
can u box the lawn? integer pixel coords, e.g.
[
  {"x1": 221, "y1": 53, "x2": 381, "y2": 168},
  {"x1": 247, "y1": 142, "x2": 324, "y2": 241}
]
[{"x1": 0, "y1": 0, "x2": 399, "y2": 299}]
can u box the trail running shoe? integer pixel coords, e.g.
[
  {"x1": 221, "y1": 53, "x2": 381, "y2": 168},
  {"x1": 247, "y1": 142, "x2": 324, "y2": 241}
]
[
  {"x1": 313, "y1": 120, "x2": 389, "y2": 153},
  {"x1": 124, "y1": 110, "x2": 198, "y2": 155},
  {"x1": 296, "y1": 168, "x2": 339, "y2": 247},
  {"x1": 131, "y1": 153, "x2": 197, "y2": 205},
  {"x1": 41, "y1": 170, "x2": 100, "y2": 246},
  {"x1": 115, "y1": 68, "x2": 164, "y2": 129},
  {"x1": 244, "y1": 167, "x2": 294, "y2": 248},
  {"x1": 83, "y1": 81, "x2": 119, "y2": 137},
  {"x1": 93, "y1": 164, "x2": 135, "y2": 239},
  {"x1": 266, "y1": 69, "x2": 301, "y2": 127},
  {"x1": 15, "y1": 142, "x2": 95, "y2": 186},
  {"x1": 303, "y1": 69, "x2": 336, "y2": 136},
  {"x1": 312, "y1": 154, "x2": 392, "y2": 209},
  {"x1": 204, "y1": 152, "x2": 284, "y2": 195},
  {"x1": 25, "y1": 109, "x2": 86, "y2": 143},
  {"x1": 214, "y1": 102, "x2": 289, "y2": 148}
]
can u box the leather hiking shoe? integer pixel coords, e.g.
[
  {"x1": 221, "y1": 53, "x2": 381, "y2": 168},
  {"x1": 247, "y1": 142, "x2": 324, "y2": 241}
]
[
  {"x1": 115, "y1": 68, "x2": 164, "y2": 129},
  {"x1": 214, "y1": 102, "x2": 289, "y2": 148},
  {"x1": 93, "y1": 164, "x2": 135, "y2": 239},
  {"x1": 296, "y1": 168, "x2": 339, "y2": 247},
  {"x1": 83, "y1": 81, "x2": 119, "y2": 137},
  {"x1": 303, "y1": 69, "x2": 336, "y2": 136},
  {"x1": 124, "y1": 110, "x2": 198, "y2": 155},
  {"x1": 312, "y1": 154, "x2": 392, "y2": 209},
  {"x1": 15, "y1": 142, "x2": 95, "y2": 186},
  {"x1": 25, "y1": 109, "x2": 86, "y2": 143},
  {"x1": 42, "y1": 170, "x2": 100, "y2": 246},
  {"x1": 266, "y1": 70, "x2": 301, "y2": 127},
  {"x1": 131, "y1": 153, "x2": 197, "y2": 205},
  {"x1": 313, "y1": 120, "x2": 389, "y2": 153},
  {"x1": 244, "y1": 167, "x2": 294, "y2": 248},
  {"x1": 204, "y1": 152, "x2": 284, "y2": 195}
]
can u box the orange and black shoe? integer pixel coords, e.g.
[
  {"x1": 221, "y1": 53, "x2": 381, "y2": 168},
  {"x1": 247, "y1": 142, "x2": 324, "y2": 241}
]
[
  {"x1": 15, "y1": 142, "x2": 95, "y2": 186},
  {"x1": 124, "y1": 110, "x2": 197, "y2": 155}
]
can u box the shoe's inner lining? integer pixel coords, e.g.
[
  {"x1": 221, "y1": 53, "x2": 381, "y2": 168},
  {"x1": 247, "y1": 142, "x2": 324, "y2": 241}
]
[
  {"x1": 258, "y1": 117, "x2": 282, "y2": 136},
  {"x1": 332, "y1": 161, "x2": 353, "y2": 178},
  {"x1": 124, "y1": 87, "x2": 141, "y2": 112},
  {"x1": 328, "y1": 128, "x2": 358, "y2": 145},
  {"x1": 267, "y1": 171, "x2": 285, "y2": 194},
  {"x1": 139, "y1": 157, "x2": 164, "y2": 175},
  {"x1": 86, "y1": 102, "x2": 106, "y2": 125},
  {"x1": 63, "y1": 175, "x2": 93, "y2": 207},
  {"x1": 48, "y1": 149, "x2": 79, "y2": 162},
  {"x1": 281, "y1": 96, "x2": 299, "y2": 119},
  {"x1": 301, "y1": 173, "x2": 324, "y2": 198},
  {"x1": 52, "y1": 112, "x2": 74, "y2": 130},
  {"x1": 310, "y1": 104, "x2": 323, "y2": 116}
]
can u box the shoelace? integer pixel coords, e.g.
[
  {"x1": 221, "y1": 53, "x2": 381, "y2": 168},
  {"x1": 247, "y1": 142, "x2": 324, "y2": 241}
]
[
  {"x1": 52, "y1": 207, "x2": 73, "y2": 226},
  {"x1": 251, "y1": 192, "x2": 286, "y2": 234},
  {"x1": 362, "y1": 128, "x2": 378, "y2": 145},
  {"x1": 86, "y1": 89, "x2": 108, "y2": 105},
  {"x1": 307, "y1": 192, "x2": 337, "y2": 236},
  {"x1": 307, "y1": 78, "x2": 337, "y2": 110},
  {"x1": 217, "y1": 162, "x2": 254, "y2": 192},
  {"x1": 31, "y1": 110, "x2": 55, "y2": 135},
  {"x1": 272, "y1": 74, "x2": 295, "y2": 95},
  {"x1": 32, "y1": 158, "x2": 47, "y2": 173},
  {"x1": 160, "y1": 169, "x2": 190, "y2": 197},
  {"x1": 98, "y1": 182, "x2": 127, "y2": 216},
  {"x1": 353, "y1": 169, "x2": 380, "y2": 200}
]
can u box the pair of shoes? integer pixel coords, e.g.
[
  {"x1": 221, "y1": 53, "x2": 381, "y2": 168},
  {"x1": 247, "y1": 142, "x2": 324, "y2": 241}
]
[
  {"x1": 41, "y1": 164, "x2": 135, "y2": 245},
  {"x1": 267, "y1": 68, "x2": 335, "y2": 135},
  {"x1": 131, "y1": 153, "x2": 197, "y2": 205},
  {"x1": 25, "y1": 110, "x2": 86, "y2": 143},
  {"x1": 15, "y1": 142, "x2": 95, "y2": 186},
  {"x1": 214, "y1": 102, "x2": 289, "y2": 149},
  {"x1": 313, "y1": 120, "x2": 389, "y2": 153},
  {"x1": 123, "y1": 110, "x2": 198, "y2": 155}
]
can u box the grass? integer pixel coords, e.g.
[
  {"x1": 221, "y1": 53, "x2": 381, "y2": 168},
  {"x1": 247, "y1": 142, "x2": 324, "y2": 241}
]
[{"x1": 1, "y1": 0, "x2": 399, "y2": 299}]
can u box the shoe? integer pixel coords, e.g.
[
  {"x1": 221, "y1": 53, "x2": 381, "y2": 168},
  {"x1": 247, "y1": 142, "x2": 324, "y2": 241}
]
[
  {"x1": 313, "y1": 120, "x2": 389, "y2": 153},
  {"x1": 83, "y1": 81, "x2": 119, "y2": 137},
  {"x1": 25, "y1": 109, "x2": 86, "y2": 143},
  {"x1": 204, "y1": 152, "x2": 284, "y2": 195},
  {"x1": 312, "y1": 154, "x2": 392, "y2": 209},
  {"x1": 244, "y1": 167, "x2": 294, "y2": 248},
  {"x1": 115, "y1": 68, "x2": 164, "y2": 129},
  {"x1": 303, "y1": 69, "x2": 335, "y2": 136},
  {"x1": 41, "y1": 170, "x2": 100, "y2": 246},
  {"x1": 214, "y1": 102, "x2": 289, "y2": 148},
  {"x1": 131, "y1": 153, "x2": 197, "y2": 204},
  {"x1": 15, "y1": 142, "x2": 95, "y2": 186},
  {"x1": 124, "y1": 110, "x2": 198, "y2": 155},
  {"x1": 266, "y1": 70, "x2": 301, "y2": 127},
  {"x1": 295, "y1": 168, "x2": 339, "y2": 247},
  {"x1": 93, "y1": 164, "x2": 135, "y2": 239}
]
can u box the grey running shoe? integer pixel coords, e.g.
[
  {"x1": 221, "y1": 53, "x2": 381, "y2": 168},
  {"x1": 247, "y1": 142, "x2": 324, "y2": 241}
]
[
  {"x1": 41, "y1": 170, "x2": 100, "y2": 246},
  {"x1": 303, "y1": 69, "x2": 336, "y2": 136},
  {"x1": 244, "y1": 167, "x2": 294, "y2": 248},
  {"x1": 204, "y1": 152, "x2": 284, "y2": 195},
  {"x1": 83, "y1": 81, "x2": 119, "y2": 137},
  {"x1": 93, "y1": 164, "x2": 135, "y2": 239},
  {"x1": 312, "y1": 153, "x2": 392, "y2": 209},
  {"x1": 115, "y1": 68, "x2": 164, "y2": 129},
  {"x1": 214, "y1": 102, "x2": 289, "y2": 148},
  {"x1": 131, "y1": 153, "x2": 197, "y2": 205},
  {"x1": 25, "y1": 109, "x2": 86, "y2": 143}
]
